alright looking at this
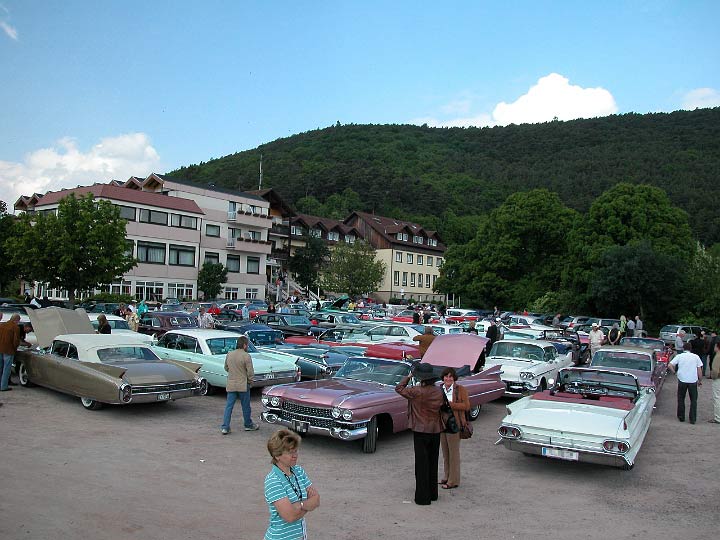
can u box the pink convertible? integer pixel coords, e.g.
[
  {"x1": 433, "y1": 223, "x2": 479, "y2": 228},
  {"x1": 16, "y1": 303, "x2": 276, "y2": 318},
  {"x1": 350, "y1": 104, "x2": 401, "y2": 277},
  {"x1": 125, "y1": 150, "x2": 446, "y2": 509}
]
[{"x1": 261, "y1": 334, "x2": 505, "y2": 453}]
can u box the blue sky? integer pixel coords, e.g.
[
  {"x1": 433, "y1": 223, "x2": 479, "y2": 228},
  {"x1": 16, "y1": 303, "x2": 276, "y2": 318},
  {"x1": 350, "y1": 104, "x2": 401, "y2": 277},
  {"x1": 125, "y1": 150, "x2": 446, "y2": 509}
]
[{"x1": 1, "y1": 1, "x2": 718, "y2": 206}]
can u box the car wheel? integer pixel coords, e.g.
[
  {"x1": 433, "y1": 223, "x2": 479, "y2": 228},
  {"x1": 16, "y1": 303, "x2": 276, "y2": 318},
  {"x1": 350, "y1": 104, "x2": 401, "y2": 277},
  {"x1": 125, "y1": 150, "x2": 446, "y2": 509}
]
[
  {"x1": 205, "y1": 383, "x2": 217, "y2": 396},
  {"x1": 17, "y1": 361, "x2": 35, "y2": 387},
  {"x1": 540, "y1": 379, "x2": 547, "y2": 391},
  {"x1": 362, "y1": 416, "x2": 378, "y2": 454},
  {"x1": 80, "y1": 397, "x2": 104, "y2": 410},
  {"x1": 468, "y1": 405, "x2": 481, "y2": 421},
  {"x1": 621, "y1": 461, "x2": 634, "y2": 471}
]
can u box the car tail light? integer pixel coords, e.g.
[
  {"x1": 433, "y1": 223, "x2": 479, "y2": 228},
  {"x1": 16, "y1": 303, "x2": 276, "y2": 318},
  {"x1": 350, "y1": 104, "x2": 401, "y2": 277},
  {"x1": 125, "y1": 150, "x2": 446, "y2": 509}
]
[
  {"x1": 498, "y1": 425, "x2": 521, "y2": 439},
  {"x1": 603, "y1": 440, "x2": 615, "y2": 451},
  {"x1": 603, "y1": 440, "x2": 630, "y2": 453},
  {"x1": 617, "y1": 442, "x2": 629, "y2": 453},
  {"x1": 119, "y1": 383, "x2": 132, "y2": 403},
  {"x1": 296, "y1": 366, "x2": 302, "y2": 381}
]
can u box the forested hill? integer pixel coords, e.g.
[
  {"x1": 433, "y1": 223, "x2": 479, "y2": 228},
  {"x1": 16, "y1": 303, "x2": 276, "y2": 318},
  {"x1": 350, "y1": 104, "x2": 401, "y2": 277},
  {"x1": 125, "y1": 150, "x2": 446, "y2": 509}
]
[{"x1": 168, "y1": 107, "x2": 720, "y2": 245}]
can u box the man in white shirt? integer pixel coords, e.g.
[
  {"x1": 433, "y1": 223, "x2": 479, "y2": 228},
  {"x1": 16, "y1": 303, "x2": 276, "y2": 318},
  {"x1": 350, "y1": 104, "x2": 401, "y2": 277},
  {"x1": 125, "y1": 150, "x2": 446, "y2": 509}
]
[
  {"x1": 634, "y1": 316, "x2": 644, "y2": 337},
  {"x1": 626, "y1": 318, "x2": 636, "y2": 337},
  {"x1": 669, "y1": 343, "x2": 703, "y2": 424},
  {"x1": 588, "y1": 323, "x2": 605, "y2": 359}
]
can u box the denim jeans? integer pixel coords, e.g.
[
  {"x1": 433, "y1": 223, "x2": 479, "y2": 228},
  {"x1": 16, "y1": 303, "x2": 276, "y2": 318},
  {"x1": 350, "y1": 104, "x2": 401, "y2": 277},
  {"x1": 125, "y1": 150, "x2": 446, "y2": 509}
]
[
  {"x1": 0, "y1": 353, "x2": 13, "y2": 390},
  {"x1": 221, "y1": 390, "x2": 252, "y2": 429}
]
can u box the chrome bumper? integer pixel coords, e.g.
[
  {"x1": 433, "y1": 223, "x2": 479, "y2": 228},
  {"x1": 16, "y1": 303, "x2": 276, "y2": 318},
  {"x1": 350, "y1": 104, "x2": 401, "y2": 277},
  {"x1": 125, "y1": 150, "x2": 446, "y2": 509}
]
[
  {"x1": 496, "y1": 438, "x2": 631, "y2": 468},
  {"x1": 251, "y1": 376, "x2": 298, "y2": 388},
  {"x1": 261, "y1": 411, "x2": 368, "y2": 441},
  {"x1": 128, "y1": 388, "x2": 202, "y2": 404}
]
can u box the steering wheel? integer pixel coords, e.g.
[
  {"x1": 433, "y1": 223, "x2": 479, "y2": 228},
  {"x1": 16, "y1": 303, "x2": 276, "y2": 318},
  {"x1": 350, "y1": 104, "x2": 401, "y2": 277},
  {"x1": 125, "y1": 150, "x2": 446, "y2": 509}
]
[{"x1": 527, "y1": 353, "x2": 541, "y2": 361}]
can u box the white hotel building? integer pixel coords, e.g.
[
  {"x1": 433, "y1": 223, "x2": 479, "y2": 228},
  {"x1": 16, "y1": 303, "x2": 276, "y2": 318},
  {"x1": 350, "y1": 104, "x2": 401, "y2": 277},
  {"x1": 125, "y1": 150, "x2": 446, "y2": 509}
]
[{"x1": 14, "y1": 173, "x2": 273, "y2": 302}]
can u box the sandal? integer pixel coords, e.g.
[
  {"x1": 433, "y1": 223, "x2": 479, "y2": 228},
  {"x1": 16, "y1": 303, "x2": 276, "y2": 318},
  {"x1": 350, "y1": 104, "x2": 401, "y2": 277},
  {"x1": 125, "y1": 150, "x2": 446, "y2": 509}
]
[{"x1": 441, "y1": 484, "x2": 458, "y2": 489}]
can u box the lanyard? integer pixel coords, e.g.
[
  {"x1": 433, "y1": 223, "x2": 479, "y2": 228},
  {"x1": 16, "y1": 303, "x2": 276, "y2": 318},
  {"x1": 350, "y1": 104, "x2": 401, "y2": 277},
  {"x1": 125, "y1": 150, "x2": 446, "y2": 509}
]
[{"x1": 278, "y1": 466, "x2": 303, "y2": 500}]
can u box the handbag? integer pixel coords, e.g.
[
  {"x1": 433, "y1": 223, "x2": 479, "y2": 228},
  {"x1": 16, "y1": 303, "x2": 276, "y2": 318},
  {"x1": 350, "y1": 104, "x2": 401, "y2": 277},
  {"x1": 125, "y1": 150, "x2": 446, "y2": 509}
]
[
  {"x1": 459, "y1": 420, "x2": 473, "y2": 439},
  {"x1": 441, "y1": 394, "x2": 460, "y2": 434}
]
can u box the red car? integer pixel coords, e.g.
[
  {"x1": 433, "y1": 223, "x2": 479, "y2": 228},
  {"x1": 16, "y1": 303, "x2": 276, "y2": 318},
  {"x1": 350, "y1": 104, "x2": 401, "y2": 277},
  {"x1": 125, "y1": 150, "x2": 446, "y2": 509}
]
[
  {"x1": 391, "y1": 309, "x2": 440, "y2": 324},
  {"x1": 444, "y1": 309, "x2": 481, "y2": 324}
]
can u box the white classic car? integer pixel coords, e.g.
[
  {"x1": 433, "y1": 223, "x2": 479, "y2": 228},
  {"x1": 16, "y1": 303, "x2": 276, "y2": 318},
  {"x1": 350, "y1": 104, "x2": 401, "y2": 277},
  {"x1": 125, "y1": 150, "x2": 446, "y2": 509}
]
[
  {"x1": 496, "y1": 367, "x2": 655, "y2": 469},
  {"x1": 151, "y1": 329, "x2": 301, "y2": 392},
  {"x1": 484, "y1": 339, "x2": 575, "y2": 396}
]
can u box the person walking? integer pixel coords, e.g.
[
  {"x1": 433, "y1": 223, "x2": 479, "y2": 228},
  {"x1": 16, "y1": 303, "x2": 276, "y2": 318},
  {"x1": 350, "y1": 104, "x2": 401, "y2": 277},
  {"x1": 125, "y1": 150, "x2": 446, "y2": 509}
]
[
  {"x1": 198, "y1": 307, "x2": 215, "y2": 329},
  {"x1": 221, "y1": 335, "x2": 259, "y2": 434},
  {"x1": 264, "y1": 429, "x2": 320, "y2": 540},
  {"x1": 588, "y1": 323, "x2": 605, "y2": 359},
  {"x1": 635, "y1": 315, "x2": 644, "y2": 337},
  {"x1": 241, "y1": 301, "x2": 250, "y2": 321},
  {"x1": 668, "y1": 343, "x2": 703, "y2": 424},
  {"x1": 626, "y1": 316, "x2": 635, "y2": 337},
  {"x1": 690, "y1": 331, "x2": 707, "y2": 376},
  {"x1": 0, "y1": 313, "x2": 21, "y2": 391},
  {"x1": 412, "y1": 326, "x2": 436, "y2": 358},
  {"x1": 395, "y1": 362, "x2": 444, "y2": 505},
  {"x1": 709, "y1": 342, "x2": 720, "y2": 424},
  {"x1": 674, "y1": 330, "x2": 686, "y2": 358},
  {"x1": 137, "y1": 299, "x2": 148, "y2": 316},
  {"x1": 608, "y1": 323, "x2": 621, "y2": 345},
  {"x1": 439, "y1": 367, "x2": 470, "y2": 490}
]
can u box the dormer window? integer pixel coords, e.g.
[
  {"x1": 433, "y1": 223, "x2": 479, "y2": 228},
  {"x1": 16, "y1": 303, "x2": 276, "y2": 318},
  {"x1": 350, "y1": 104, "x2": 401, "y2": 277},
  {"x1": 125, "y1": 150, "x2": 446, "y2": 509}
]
[
  {"x1": 291, "y1": 226, "x2": 303, "y2": 235},
  {"x1": 344, "y1": 234, "x2": 355, "y2": 244},
  {"x1": 310, "y1": 228, "x2": 322, "y2": 238},
  {"x1": 327, "y1": 231, "x2": 340, "y2": 241},
  {"x1": 396, "y1": 232, "x2": 408, "y2": 241}
]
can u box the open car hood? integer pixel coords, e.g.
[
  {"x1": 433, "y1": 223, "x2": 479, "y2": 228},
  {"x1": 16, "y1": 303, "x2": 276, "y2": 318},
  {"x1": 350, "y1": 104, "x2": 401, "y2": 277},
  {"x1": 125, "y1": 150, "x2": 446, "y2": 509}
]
[
  {"x1": 25, "y1": 307, "x2": 95, "y2": 349},
  {"x1": 422, "y1": 333, "x2": 489, "y2": 370}
]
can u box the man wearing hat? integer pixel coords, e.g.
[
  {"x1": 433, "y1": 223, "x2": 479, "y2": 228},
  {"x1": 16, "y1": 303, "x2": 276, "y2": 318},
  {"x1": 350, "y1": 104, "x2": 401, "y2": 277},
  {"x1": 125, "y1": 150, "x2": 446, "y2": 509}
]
[
  {"x1": 395, "y1": 363, "x2": 444, "y2": 505},
  {"x1": 588, "y1": 323, "x2": 605, "y2": 360}
]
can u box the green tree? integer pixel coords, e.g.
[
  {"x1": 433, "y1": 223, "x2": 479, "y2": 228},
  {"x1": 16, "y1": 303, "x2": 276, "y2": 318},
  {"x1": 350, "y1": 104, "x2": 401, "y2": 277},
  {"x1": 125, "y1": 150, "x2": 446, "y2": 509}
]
[
  {"x1": 288, "y1": 235, "x2": 329, "y2": 291},
  {"x1": 563, "y1": 183, "x2": 694, "y2": 311},
  {"x1": 8, "y1": 194, "x2": 136, "y2": 305},
  {"x1": 197, "y1": 262, "x2": 228, "y2": 300},
  {"x1": 321, "y1": 240, "x2": 386, "y2": 298},
  {"x1": 436, "y1": 189, "x2": 579, "y2": 309},
  {"x1": 0, "y1": 204, "x2": 21, "y2": 295},
  {"x1": 295, "y1": 195, "x2": 324, "y2": 216}
]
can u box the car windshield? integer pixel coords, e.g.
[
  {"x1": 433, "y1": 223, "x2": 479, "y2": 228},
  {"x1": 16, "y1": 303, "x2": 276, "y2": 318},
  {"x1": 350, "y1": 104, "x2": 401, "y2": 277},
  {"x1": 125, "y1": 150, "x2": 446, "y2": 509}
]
[
  {"x1": 660, "y1": 325, "x2": 680, "y2": 333},
  {"x1": 248, "y1": 330, "x2": 284, "y2": 346},
  {"x1": 489, "y1": 342, "x2": 548, "y2": 362},
  {"x1": 339, "y1": 314, "x2": 360, "y2": 324},
  {"x1": 335, "y1": 357, "x2": 412, "y2": 385},
  {"x1": 97, "y1": 346, "x2": 159, "y2": 362},
  {"x1": 109, "y1": 320, "x2": 130, "y2": 330},
  {"x1": 559, "y1": 368, "x2": 639, "y2": 394},
  {"x1": 170, "y1": 316, "x2": 196, "y2": 327},
  {"x1": 205, "y1": 337, "x2": 241, "y2": 355},
  {"x1": 619, "y1": 338, "x2": 664, "y2": 349},
  {"x1": 591, "y1": 351, "x2": 652, "y2": 372},
  {"x1": 284, "y1": 316, "x2": 311, "y2": 325}
]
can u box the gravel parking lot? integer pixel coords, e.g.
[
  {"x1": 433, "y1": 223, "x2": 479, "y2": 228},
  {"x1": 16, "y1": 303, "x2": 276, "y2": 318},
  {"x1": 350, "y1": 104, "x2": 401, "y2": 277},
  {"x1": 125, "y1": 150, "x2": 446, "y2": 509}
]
[{"x1": 0, "y1": 372, "x2": 717, "y2": 540}]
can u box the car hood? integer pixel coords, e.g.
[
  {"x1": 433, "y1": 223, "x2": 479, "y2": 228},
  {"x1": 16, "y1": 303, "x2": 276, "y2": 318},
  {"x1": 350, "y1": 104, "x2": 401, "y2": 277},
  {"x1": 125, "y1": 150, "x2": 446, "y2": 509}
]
[
  {"x1": 486, "y1": 356, "x2": 545, "y2": 375},
  {"x1": 105, "y1": 360, "x2": 196, "y2": 384},
  {"x1": 26, "y1": 307, "x2": 95, "y2": 348},
  {"x1": 265, "y1": 377, "x2": 397, "y2": 408},
  {"x1": 423, "y1": 333, "x2": 489, "y2": 368},
  {"x1": 508, "y1": 398, "x2": 627, "y2": 437},
  {"x1": 249, "y1": 350, "x2": 298, "y2": 370}
]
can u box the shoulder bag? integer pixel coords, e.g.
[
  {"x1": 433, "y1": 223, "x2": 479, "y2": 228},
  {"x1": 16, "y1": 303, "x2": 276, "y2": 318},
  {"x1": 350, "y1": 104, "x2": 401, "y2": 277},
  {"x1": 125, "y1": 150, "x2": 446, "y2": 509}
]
[{"x1": 441, "y1": 393, "x2": 459, "y2": 434}]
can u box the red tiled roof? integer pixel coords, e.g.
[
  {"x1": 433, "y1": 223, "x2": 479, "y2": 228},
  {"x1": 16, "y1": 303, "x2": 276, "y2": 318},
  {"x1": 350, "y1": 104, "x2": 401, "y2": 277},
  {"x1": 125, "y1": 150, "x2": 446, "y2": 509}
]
[
  {"x1": 345, "y1": 211, "x2": 445, "y2": 251},
  {"x1": 293, "y1": 213, "x2": 362, "y2": 236},
  {"x1": 31, "y1": 183, "x2": 204, "y2": 214}
]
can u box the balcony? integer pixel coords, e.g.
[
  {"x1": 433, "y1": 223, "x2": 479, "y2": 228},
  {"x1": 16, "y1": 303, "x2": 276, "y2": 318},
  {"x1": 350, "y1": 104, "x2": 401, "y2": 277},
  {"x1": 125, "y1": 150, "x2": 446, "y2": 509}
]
[
  {"x1": 226, "y1": 238, "x2": 236, "y2": 248},
  {"x1": 227, "y1": 211, "x2": 237, "y2": 221}
]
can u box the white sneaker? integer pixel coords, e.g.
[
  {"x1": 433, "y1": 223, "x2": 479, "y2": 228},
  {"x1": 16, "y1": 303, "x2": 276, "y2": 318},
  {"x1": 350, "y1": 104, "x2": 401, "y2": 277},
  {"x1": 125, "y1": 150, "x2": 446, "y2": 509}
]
[
  {"x1": 244, "y1": 424, "x2": 260, "y2": 431},
  {"x1": 221, "y1": 428, "x2": 230, "y2": 435}
]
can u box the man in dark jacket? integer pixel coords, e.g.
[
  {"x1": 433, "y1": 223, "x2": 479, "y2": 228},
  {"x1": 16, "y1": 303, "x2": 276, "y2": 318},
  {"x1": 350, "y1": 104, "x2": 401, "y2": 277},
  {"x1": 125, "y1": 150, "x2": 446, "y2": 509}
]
[{"x1": 690, "y1": 332, "x2": 707, "y2": 376}]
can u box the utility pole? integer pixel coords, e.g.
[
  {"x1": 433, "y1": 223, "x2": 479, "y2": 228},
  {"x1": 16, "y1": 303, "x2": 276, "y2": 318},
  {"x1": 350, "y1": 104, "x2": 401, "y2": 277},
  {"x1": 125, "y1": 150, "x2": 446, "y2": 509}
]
[{"x1": 259, "y1": 153, "x2": 263, "y2": 190}]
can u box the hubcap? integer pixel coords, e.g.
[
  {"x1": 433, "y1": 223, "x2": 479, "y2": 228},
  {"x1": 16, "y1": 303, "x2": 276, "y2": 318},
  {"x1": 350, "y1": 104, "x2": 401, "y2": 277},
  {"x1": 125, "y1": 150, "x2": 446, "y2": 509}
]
[
  {"x1": 81, "y1": 397, "x2": 94, "y2": 407},
  {"x1": 18, "y1": 364, "x2": 27, "y2": 385}
]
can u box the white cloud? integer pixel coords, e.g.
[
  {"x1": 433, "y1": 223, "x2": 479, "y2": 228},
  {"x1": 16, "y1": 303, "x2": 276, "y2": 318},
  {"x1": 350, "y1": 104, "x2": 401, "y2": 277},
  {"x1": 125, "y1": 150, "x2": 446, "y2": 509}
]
[
  {"x1": 0, "y1": 133, "x2": 161, "y2": 208},
  {"x1": 681, "y1": 88, "x2": 720, "y2": 110},
  {"x1": 0, "y1": 19, "x2": 17, "y2": 40},
  {"x1": 414, "y1": 73, "x2": 618, "y2": 128}
]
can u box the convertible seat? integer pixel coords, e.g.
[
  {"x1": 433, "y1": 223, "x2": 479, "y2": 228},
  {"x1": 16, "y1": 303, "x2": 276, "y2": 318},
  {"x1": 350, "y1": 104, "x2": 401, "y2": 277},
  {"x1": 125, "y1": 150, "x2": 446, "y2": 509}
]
[{"x1": 532, "y1": 391, "x2": 634, "y2": 410}]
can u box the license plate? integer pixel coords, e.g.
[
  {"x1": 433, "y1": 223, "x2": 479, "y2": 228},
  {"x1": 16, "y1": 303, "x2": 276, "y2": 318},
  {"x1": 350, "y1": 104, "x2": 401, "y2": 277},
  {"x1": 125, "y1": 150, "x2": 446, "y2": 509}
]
[
  {"x1": 157, "y1": 392, "x2": 170, "y2": 401},
  {"x1": 292, "y1": 419, "x2": 309, "y2": 434},
  {"x1": 264, "y1": 373, "x2": 276, "y2": 380},
  {"x1": 542, "y1": 447, "x2": 579, "y2": 461}
]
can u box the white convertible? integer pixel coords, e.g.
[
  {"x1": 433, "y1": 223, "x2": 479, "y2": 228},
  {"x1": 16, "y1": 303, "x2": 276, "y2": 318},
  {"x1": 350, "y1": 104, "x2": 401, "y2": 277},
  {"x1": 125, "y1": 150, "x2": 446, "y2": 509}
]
[
  {"x1": 484, "y1": 339, "x2": 574, "y2": 396},
  {"x1": 496, "y1": 367, "x2": 655, "y2": 470}
]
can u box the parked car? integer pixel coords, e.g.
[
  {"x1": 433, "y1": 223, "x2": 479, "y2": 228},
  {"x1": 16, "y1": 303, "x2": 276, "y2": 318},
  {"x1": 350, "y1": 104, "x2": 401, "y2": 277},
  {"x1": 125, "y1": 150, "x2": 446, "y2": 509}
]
[
  {"x1": 151, "y1": 329, "x2": 301, "y2": 392},
  {"x1": 444, "y1": 308, "x2": 482, "y2": 324},
  {"x1": 86, "y1": 313, "x2": 150, "y2": 340},
  {"x1": 391, "y1": 309, "x2": 440, "y2": 323},
  {"x1": 585, "y1": 317, "x2": 621, "y2": 329},
  {"x1": 558, "y1": 315, "x2": 592, "y2": 330},
  {"x1": 309, "y1": 311, "x2": 363, "y2": 327},
  {"x1": 261, "y1": 333, "x2": 505, "y2": 453},
  {"x1": 658, "y1": 324, "x2": 709, "y2": 347},
  {"x1": 137, "y1": 311, "x2": 198, "y2": 338},
  {"x1": 82, "y1": 302, "x2": 120, "y2": 314},
  {"x1": 426, "y1": 323, "x2": 466, "y2": 335},
  {"x1": 15, "y1": 308, "x2": 207, "y2": 409},
  {"x1": 496, "y1": 367, "x2": 656, "y2": 469},
  {"x1": 484, "y1": 339, "x2": 575, "y2": 396},
  {"x1": 589, "y1": 345, "x2": 668, "y2": 393},
  {"x1": 254, "y1": 313, "x2": 314, "y2": 336},
  {"x1": 619, "y1": 336, "x2": 672, "y2": 364}
]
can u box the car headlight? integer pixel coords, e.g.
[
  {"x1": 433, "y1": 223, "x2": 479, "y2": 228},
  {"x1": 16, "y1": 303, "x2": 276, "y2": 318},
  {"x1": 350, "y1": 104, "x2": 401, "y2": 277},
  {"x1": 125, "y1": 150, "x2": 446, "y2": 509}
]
[
  {"x1": 331, "y1": 406, "x2": 341, "y2": 418},
  {"x1": 270, "y1": 396, "x2": 281, "y2": 407},
  {"x1": 342, "y1": 409, "x2": 353, "y2": 421},
  {"x1": 519, "y1": 371, "x2": 533, "y2": 379},
  {"x1": 261, "y1": 395, "x2": 269, "y2": 405}
]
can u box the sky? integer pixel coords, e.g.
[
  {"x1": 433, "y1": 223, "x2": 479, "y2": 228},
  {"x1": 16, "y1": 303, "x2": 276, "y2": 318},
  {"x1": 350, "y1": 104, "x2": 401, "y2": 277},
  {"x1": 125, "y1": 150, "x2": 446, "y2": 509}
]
[{"x1": 1, "y1": 1, "x2": 719, "y2": 208}]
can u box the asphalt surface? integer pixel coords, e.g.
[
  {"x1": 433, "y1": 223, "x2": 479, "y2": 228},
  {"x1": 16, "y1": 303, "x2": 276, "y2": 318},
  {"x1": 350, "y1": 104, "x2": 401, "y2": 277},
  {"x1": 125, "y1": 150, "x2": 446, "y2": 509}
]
[{"x1": 0, "y1": 371, "x2": 717, "y2": 540}]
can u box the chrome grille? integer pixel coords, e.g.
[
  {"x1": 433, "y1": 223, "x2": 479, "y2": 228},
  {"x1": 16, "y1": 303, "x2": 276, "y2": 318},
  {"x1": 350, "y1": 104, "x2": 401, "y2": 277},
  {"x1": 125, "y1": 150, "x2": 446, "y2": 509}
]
[
  {"x1": 282, "y1": 402, "x2": 333, "y2": 419},
  {"x1": 132, "y1": 381, "x2": 196, "y2": 394}
]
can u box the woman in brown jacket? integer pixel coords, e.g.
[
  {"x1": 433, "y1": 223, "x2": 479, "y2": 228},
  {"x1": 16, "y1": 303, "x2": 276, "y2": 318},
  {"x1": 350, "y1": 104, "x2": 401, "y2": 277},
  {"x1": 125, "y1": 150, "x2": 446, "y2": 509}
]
[{"x1": 439, "y1": 367, "x2": 470, "y2": 489}]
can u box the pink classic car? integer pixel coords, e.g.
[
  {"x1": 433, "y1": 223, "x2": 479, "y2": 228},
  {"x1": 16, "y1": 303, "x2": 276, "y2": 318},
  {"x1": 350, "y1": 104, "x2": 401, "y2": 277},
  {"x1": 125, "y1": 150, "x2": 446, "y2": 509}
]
[{"x1": 261, "y1": 334, "x2": 505, "y2": 453}]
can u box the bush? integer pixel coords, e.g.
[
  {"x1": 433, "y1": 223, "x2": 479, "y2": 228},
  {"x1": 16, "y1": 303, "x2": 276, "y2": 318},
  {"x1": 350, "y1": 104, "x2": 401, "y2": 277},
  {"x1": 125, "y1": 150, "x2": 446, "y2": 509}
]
[{"x1": 84, "y1": 293, "x2": 135, "y2": 304}]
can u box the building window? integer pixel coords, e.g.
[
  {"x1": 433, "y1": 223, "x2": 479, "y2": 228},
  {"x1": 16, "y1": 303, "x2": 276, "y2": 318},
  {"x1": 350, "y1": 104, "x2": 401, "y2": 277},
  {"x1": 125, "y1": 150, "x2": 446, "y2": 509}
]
[
  {"x1": 229, "y1": 227, "x2": 241, "y2": 239},
  {"x1": 417, "y1": 255, "x2": 423, "y2": 265},
  {"x1": 224, "y1": 287, "x2": 240, "y2": 300},
  {"x1": 410, "y1": 273, "x2": 416, "y2": 287},
  {"x1": 139, "y1": 209, "x2": 168, "y2": 226},
  {"x1": 426, "y1": 274, "x2": 431, "y2": 288},
  {"x1": 309, "y1": 228, "x2": 322, "y2": 238},
  {"x1": 436, "y1": 257, "x2": 442, "y2": 267},
  {"x1": 245, "y1": 287, "x2": 260, "y2": 299},
  {"x1": 247, "y1": 230, "x2": 262, "y2": 241},
  {"x1": 110, "y1": 280, "x2": 132, "y2": 296},
  {"x1": 205, "y1": 252, "x2": 220, "y2": 265},
  {"x1": 417, "y1": 273, "x2": 423, "y2": 288},
  {"x1": 413, "y1": 235, "x2": 423, "y2": 244},
  {"x1": 226, "y1": 255, "x2": 241, "y2": 273},
  {"x1": 117, "y1": 205, "x2": 136, "y2": 221},
  {"x1": 406, "y1": 253, "x2": 413, "y2": 264},
  {"x1": 124, "y1": 240, "x2": 134, "y2": 258},
  {"x1": 432, "y1": 275, "x2": 437, "y2": 287},
  {"x1": 344, "y1": 234, "x2": 355, "y2": 243},
  {"x1": 206, "y1": 224, "x2": 221, "y2": 237},
  {"x1": 428, "y1": 238, "x2": 438, "y2": 247},
  {"x1": 168, "y1": 283, "x2": 194, "y2": 300},
  {"x1": 396, "y1": 232, "x2": 408, "y2": 241},
  {"x1": 327, "y1": 231, "x2": 340, "y2": 241},
  {"x1": 393, "y1": 271, "x2": 400, "y2": 286},
  {"x1": 171, "y1": 214, "x2": 198, "y2": 229},
  {"x1": 169, "y1": 244, "x2": 195, "y2": 266},
  {"x1": 395, "y1": 252, "x2": 403, "y2": 262},
  {"x1": 135, "y1": 281, "x2": 164, "y2": 301},
  {"x1": 402, "y1": 272, "x2": 408, "y2": 287},
  {"x1": 291, "y1": 226, "x2": 303, "y2": 236},
  {"x1": 247, "y1": 256, "x2": 260, "y2": 274},
  {"x1": 137, "y1": 241, "x2": 166, "y2": 264}
]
